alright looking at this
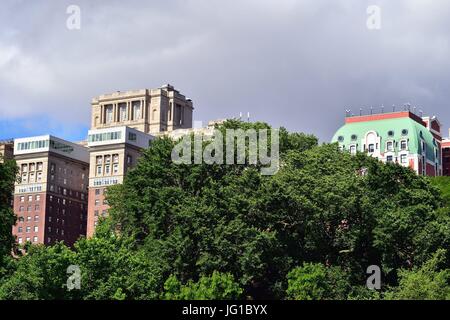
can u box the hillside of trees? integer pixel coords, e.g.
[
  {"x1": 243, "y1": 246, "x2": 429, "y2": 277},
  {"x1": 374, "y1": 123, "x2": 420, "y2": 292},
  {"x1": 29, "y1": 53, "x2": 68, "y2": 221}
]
[{"x1": 0, "y1": 120, "x2": 449, "y2": 300}]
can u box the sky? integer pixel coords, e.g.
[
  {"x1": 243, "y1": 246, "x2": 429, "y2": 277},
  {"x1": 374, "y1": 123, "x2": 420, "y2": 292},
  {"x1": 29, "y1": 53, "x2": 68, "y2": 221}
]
[{"x1": 1, "y1": 0, "x2": 450, "y2": 142}]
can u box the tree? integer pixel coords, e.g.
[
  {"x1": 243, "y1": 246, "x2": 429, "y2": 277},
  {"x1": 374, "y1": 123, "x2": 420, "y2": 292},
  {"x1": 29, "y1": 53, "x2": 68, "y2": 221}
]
[
  {"x1": 0, "y1": 243, "x2": 75, "y2": 300},
  {"x1": 0, "y1": 157, "x2": 18, "y2": 277},
  {"x1": 163, "y1": 271, "x2": 243, "y2": 300},
  {"x1": 384, "y1": 249, "x2": 450, "y2": 300}
]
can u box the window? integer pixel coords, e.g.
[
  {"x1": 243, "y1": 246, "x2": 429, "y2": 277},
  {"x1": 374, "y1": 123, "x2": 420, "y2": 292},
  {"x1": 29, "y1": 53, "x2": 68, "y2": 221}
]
[
  {"x1": 26, "y1": 226, "x2": 31, "y2": 233},
  {"x1": 119, "y1": 103, "x2": 128, "y2": 121},
  {"x1": 105, "y1": 105, "x2": 113, "y2": 123},
  {"x1": 97, "y1": 166, "x2": 102, "y2": 176},
  {"x1": 128, "y1": 132, "x2": 137, "y2": 141},
  {"x1": 400, "y1": 154, "x2": 407, "y2": 164},
  {"x1": 26, "y1": 237, "x2": 30, "y2": 242},
  {"x1": 35, "y1": 204, "x2": 40, "y2": 211},
  {"x1": 132, "y1": 101, "x2": 141, "y2": 120},
  {"x1": 400, "y1": 140, "x2": 408, "y2": 150},
  {"x1": 35, "y1": 195, "x2": 40, "y2": 201},
  {"x1": 96, "y1": 156, "x2": 103, "y2": 165},
  {"x1": 21, "y1": 164, "x2": 28, "y2": 172},
  {"x1": 27, "y1": 205, "x2": 32, "y2": 212},
  {"x1": 351, "y1": 134, "x2": 357, "y2": 141},
  {"x1": 37, "y1": 162, "x2": 43, "y2": 171},
  {"x1": 28, "y1": 195, "x2": 33, "y2": 202},
  {"x1": 34, "y1": 226, "x2": 38, "y2": 232},
  {"x1": 105, "y1": 155, "x2": 111, "y2": 164},
  {"x1": 19, "y1": 206, "x2": 24, "y2": 212},
  {"x1": 401, "y1": 129, "x2": 408, "y2": 136},
  {"x1": 349, "y1": 145, "x2": 357, "y2": 155},
  {"x1": 105, "y1": 165, "x2": 110, "y2": 175},
  {"x1": 127, "y1": 155, "x2": 132, "y2": 165},
  {"x1": 386, "y1": 155, "x2": 393, "y2": 163},
  {"x1": 386, "y1": 141, "x2": 394, "y2": 152},
  {"x1": 20, "y1": 196, "x2": 25, "y2": 202},
  {"x1": 102, "y1": 210, "x2": 107, "y2": 217},
  {"x1": 34, "y1": 215, "x2": 39, "y2": 221},
  {"x1": 95, "y1": 199, "x2": 100, "y2": 206},
  {"x1": 27, "y1": 216, "x2": 31, "y2": 222},
  {"x1": 33, "y1": 236, "x2": 38, "y2": 243},
  {"x1": 18, "y1": 227, "x2": 23, "y2": 233},
  {"x1": 18, "y1": 237, "x2": 23, "y2": 244},
  {"x1": 338, "y1": 136, "x2": 344, "y2": 142},
  {"x1": 95, "y1": 188, "x2": 100, "y2": 196},
  {"x1": 113, "y1": 163, "x2": 119, "y2": 174},
  {"x1": 94, "y1": 210, "x2": 99, "y2": 217},
  {"x1": 18, "y1": 216, "x2": 24, "y2": 222},
  {"x1": 368, "y1": 144, "x2": 375, "y2": 153},
  {"x1": 388, "y1": 130, "x2": 394, "y2": 137}
]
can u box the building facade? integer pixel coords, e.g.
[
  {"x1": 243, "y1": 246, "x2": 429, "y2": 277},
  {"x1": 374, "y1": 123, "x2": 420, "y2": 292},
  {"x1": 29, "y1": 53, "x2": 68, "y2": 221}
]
[
  {"x1": 0, "y1": 139, "x2": 14, "y2": 162},
  {"x1": 442, "y1": 129, "x2": 450, "y2": 176},
  {"x1": 332, "y1": 111, "x2": 442, "y2": 176},
  {"x1": 13, "y1": 135, "x2": 89, "y2": 246},
  {"x1": 86, "y1": 126, "x2": 153, "y2": 237},
  {"x1": 91, "y1": 84, "x2": 193, "y2": 135}
]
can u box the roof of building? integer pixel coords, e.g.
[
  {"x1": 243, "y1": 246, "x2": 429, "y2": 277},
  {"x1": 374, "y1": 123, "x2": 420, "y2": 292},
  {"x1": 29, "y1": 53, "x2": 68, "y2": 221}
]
[{"x1": 332, "y1": 115, "x2": 439, "y2": 162}]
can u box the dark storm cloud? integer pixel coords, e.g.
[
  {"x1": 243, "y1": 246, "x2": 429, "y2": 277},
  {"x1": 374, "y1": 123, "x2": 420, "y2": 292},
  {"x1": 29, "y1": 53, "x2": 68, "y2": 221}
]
[{"x1": 0, "y1": 0, "x2": 449, "y2": 140}]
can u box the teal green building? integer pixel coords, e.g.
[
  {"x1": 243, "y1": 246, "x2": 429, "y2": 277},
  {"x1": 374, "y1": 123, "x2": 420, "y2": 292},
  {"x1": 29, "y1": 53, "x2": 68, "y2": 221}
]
[{"x1": 331, "y1": 111, "x2": 442, "y2": 176}]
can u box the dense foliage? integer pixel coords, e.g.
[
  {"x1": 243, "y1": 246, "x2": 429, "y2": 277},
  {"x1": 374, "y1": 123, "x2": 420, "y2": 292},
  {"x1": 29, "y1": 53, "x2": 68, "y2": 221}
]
[{"x1": 0, "y1": 121, "x2": 449, "y2": 300}]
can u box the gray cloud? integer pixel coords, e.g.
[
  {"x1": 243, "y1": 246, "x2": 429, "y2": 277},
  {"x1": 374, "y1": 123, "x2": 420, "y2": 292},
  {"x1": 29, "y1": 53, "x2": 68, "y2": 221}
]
[{"x1": 1, "y1": 0, "x2": 450, "y2": 140}]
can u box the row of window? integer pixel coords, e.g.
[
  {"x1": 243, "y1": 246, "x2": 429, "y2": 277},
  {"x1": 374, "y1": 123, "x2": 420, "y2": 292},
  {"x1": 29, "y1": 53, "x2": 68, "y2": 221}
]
[
  {"x1": 21, "y1": 162, "x2": 43, "y2": 173},
  {"x1": 17, "y1": 226, "x2": 39, "y2": 233},
  {"x1": 18, "y1": 236, "x2": 38, "y2": 244},
  {"x1": 347, "y1": 140, "x2": 409, "y2": 154},
  {"x1": 104, "y1": 101, "x2": 142, "y2": 124},
  {"x1": 94, "y1": 199, "x2": 108, "y2": 206},
  {"x1": 19, "y1": 194, "x2": 41, "y2": 202},
  {"x1": 339, "y1": 129, "x2": 410, "y2": 143},
  {"x1": 88, "y1": 131, "x2": 122, "y2": 143},
  {"x1": 17, "y1": 139, "x2": 49, "y2": 151},
  {"x1": 18, "y1": 215, "x2": 39, "y2": 222},
  {"x1": 18, "y1": 205, "x2": 40, "y2": 212}
]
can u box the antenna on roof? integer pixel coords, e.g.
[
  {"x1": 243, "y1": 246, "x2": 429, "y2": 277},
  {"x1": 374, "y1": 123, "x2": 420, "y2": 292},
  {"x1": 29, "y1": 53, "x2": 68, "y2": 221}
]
[
  {"x1": 381, "y1": 104, "x2": 384, "y2": 113},
  {"x1": 407, "y1": 103, "x2": 411, "y2": 112},
  {"x1": 247, "y1": 112, "x2": 250, "y2": 122},
  {"x1": 413, "y1": 106, "x2": 417, "y2": 114},
  {"x1": 239, "y1": 112, "x2": 242, "y2": 120},
  {"x1": 345, "y1": 109, "x2": 351, "y2": 117},
  {"x1": 359, "y1": 108, "x2": 362, "y2": 116},
  {"x1": 392, "y1": 104, "x2": 396, "y2": 112},
  {"x1": 370, "y1": 106, "x2": 373, "y2": 115},
  {"x1": 419, "y1": 109, "x2": 423, "y2": 117}
]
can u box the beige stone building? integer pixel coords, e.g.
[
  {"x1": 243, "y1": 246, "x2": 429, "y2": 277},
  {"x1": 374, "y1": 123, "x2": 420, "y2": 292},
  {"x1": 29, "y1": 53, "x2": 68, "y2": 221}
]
[
  {"x1": 0, "y1": 139, "x2": 14, "y2": 162},
  {"x1": 86, "y1": 126, "x2": 153, "y2": 237},
  {"x1": 90, "y1": 84, "x2": 193, "y2": 135}
]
